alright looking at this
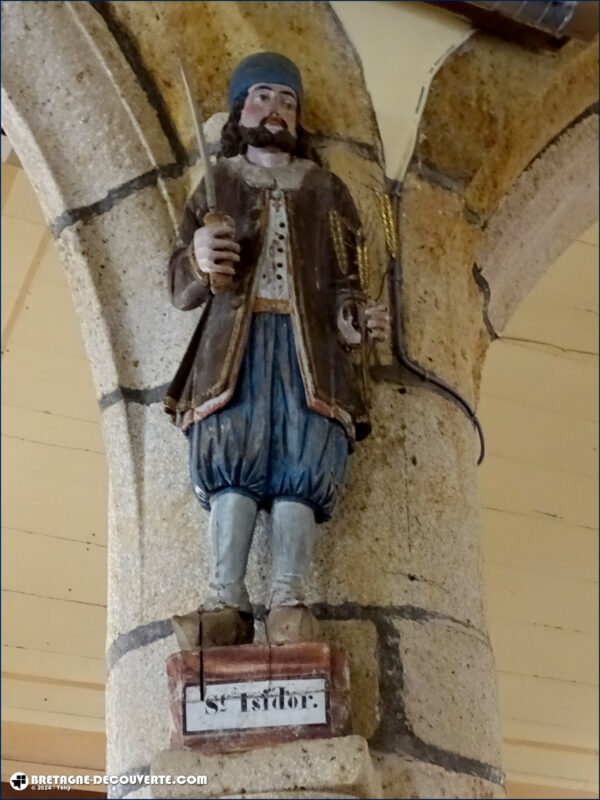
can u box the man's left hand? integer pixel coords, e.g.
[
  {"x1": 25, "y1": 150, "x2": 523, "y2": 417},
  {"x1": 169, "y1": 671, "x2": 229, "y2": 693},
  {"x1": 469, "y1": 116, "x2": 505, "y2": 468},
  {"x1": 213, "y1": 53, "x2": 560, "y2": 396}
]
[
  {"x1": 337, "y1": 302, "x2": 390, "y2": 346},
  {"x1": 364, "y1": 304, "x2": 389, "y2": 342}
]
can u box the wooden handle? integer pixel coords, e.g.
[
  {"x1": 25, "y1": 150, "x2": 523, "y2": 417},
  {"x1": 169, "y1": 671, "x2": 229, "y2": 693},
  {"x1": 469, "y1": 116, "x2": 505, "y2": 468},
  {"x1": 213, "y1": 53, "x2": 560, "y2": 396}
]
[{"x1": 203, "y1": 210, "x2": 235, "y2": 294}]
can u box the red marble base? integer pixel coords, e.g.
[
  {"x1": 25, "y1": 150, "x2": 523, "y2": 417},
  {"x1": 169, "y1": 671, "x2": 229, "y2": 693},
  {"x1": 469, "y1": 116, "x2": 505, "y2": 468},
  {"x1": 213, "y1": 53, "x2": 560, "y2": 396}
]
[{"x1": 167, "y1": 643, "x2": 351, "y2": 753}]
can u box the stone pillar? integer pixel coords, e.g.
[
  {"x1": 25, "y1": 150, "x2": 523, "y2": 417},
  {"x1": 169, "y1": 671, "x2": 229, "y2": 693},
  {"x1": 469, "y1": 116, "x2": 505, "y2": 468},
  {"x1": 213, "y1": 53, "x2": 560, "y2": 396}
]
[{"x1": 2, "y1": 2, "x2": 596, "y2": 797}]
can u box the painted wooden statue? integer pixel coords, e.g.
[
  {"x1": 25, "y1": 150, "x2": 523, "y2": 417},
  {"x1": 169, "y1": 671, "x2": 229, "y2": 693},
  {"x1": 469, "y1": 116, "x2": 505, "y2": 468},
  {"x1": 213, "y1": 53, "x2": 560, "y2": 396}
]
[{"x1": 165, "y1": 53, "x2": 387, "y2": 648}]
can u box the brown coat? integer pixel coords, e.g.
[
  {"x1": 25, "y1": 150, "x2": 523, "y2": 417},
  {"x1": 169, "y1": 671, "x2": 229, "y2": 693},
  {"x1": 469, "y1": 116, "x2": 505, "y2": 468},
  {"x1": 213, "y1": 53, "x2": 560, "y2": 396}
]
[{"x1": 164, "y1": 155, "x2": 371, "y2": 442}]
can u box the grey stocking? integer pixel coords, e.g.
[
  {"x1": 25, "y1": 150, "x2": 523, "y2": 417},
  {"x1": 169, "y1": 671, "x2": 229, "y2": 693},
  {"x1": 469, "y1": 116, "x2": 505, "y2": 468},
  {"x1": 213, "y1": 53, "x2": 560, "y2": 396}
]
[
  {"x1": 204, "y1": 490, "x2": 258, "y2": 613},
  {"x1": 269, "y1": 499, "x2": 316, "y2": 607}
]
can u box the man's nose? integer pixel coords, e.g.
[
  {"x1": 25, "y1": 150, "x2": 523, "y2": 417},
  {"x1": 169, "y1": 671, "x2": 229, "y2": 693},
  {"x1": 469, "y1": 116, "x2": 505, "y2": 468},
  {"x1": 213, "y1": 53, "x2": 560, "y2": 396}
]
[{"x1": 266, "y1": 108, "x2": 285, "y2": 125}]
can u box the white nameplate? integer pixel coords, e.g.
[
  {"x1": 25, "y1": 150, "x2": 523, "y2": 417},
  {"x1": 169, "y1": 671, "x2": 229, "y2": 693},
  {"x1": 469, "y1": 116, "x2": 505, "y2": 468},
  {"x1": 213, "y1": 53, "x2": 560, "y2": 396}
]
[{"x1": 184, "y1": 678, "x2": 327, "y2": 732}]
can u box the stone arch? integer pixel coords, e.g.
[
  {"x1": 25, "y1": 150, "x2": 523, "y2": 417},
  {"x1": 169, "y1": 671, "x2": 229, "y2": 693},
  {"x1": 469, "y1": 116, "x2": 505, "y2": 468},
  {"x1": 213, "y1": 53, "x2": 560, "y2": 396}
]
[
  {"x1": 477, "y1": 113, "x2": 599, "y2": 336},
  {"x1": 417, "y1": 31, "x2": 598, "y2": 220},
  {"x1": 401, "y1": 30, "x2": 598, "y2": 401}
]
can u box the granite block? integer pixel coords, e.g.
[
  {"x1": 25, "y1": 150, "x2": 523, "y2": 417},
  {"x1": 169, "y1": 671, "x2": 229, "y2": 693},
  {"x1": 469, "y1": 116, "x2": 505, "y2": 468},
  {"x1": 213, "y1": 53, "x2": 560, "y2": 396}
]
[{"x1": 151, "y1": 735, "x2": 382, "y2": 799}]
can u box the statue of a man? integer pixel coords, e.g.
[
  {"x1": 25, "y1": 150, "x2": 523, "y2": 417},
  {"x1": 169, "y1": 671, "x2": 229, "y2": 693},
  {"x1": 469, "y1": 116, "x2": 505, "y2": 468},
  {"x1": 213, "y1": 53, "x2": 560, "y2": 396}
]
[{"x1": 165, "y1": 52, "x2": 386, "y2": 648}]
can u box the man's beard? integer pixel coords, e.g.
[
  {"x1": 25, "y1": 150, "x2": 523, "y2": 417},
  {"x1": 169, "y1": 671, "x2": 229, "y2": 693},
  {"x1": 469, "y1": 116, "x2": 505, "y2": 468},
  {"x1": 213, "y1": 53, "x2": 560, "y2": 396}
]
[{"x1": 239, "y1": 123, "x2": 297, "y2": 153}]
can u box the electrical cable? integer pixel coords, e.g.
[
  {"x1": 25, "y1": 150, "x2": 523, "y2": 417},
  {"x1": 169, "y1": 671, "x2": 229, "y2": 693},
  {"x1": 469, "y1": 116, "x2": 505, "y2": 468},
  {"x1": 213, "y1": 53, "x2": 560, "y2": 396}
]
[{"x1": 385, "y1": 188, "x2": 486, "y2": 466}]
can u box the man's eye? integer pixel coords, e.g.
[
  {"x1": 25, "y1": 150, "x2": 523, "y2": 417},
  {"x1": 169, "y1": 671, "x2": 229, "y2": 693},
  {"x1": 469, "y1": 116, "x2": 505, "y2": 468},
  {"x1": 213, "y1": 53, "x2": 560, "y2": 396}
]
[{"x1": 258, "y1": 93, "x2": 270, "y2": 101}]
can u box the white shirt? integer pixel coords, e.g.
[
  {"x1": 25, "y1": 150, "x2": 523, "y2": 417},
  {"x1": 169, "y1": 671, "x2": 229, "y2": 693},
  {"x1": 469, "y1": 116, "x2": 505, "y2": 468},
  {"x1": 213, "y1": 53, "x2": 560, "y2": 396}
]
[{"x1": 256, "y1": 187, "x2": 290, "y2": 301}]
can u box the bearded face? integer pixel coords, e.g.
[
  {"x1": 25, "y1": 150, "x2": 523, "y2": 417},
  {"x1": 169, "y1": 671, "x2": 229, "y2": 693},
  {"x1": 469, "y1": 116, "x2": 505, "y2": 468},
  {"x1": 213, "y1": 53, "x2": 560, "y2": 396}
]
[
  {"x1": 239, "y1": 83, "x2": 298, "y2": 153},
  {"x1": 220, "y1": 83, "x2": 316, "y2": 161}
]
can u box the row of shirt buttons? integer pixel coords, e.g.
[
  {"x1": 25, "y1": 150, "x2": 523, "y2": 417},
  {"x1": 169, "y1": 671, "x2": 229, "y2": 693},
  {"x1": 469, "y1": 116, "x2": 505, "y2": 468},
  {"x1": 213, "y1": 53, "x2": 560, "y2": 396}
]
[{"x1": 263, "y1": 197, "x2": 287, "y2": 282}]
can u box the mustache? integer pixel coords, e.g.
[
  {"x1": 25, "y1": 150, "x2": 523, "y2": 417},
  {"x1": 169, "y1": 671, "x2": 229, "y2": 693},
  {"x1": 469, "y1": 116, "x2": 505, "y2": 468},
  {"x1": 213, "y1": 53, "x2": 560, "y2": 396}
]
[
  {"x1": 239, "y1": 122, "x2": 297, "y2": 153},
  {"x1": 262, "y1": 114, "x2": 288, "y2": 130}
]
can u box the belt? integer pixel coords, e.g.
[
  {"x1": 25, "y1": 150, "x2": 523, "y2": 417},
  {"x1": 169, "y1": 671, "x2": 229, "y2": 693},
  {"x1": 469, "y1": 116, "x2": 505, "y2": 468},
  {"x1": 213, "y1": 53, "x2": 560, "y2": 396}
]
[{"x1": 252, "y1": 297, "x2": 291, "y2": 314}]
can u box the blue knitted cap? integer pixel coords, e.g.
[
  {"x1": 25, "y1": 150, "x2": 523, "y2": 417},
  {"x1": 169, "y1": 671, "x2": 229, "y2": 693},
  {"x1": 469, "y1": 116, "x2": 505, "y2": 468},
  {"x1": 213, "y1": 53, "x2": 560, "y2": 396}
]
[{"x1": 228, "y1": 52, "x2": 303, "y2": 108}]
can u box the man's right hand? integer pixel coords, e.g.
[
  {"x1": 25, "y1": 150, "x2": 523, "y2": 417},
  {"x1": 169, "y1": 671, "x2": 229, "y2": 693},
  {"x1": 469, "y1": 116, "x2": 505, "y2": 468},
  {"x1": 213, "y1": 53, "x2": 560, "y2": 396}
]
[{"x1": 193, "y1": 216, "x2": 240, "y2": 276}]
